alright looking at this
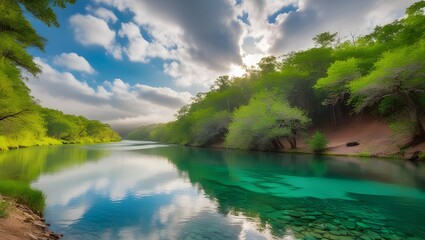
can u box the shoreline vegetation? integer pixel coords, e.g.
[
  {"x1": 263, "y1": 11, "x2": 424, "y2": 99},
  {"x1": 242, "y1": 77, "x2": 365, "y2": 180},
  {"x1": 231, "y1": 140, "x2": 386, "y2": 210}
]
[{"x1": 127, "y1": 2, "x2": 425, "y2": 159}]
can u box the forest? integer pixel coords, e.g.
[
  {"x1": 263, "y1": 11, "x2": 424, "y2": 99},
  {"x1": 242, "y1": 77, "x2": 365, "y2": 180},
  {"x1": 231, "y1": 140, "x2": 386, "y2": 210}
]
[
  {"x1": 0, "y1": 0, "x2": 120, "y2": 150},
  {"x1": 128, "y1": 1, "x2": 425, "y2": 152}
]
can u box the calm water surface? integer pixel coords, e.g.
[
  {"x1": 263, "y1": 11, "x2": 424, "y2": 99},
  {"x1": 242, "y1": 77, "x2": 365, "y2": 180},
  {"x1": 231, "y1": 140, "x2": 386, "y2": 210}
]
[{"x1": 0, "y1": 141, "x2": 425, "y2": 239}]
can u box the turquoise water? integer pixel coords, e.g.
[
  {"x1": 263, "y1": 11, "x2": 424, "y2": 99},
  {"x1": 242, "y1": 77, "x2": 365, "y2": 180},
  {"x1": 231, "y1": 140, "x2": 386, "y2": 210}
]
[{"x1": 1, "y1": 141, "x2": 425, "y2": 239}]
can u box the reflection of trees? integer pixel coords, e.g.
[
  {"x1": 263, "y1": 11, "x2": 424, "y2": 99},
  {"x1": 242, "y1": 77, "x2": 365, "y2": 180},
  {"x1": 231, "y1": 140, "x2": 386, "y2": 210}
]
[
  {"x1": 139, "y1": 146, "x2": 425, "y2": 238},
  {"x1": 0, "y1": 145, "x2": 107, "y2": 182}
]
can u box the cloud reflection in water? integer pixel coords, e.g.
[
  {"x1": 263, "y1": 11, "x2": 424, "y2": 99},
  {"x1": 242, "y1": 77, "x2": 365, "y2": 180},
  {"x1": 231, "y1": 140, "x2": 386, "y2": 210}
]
[{"x1": 32, "y1": 145, "x2": 273, "y2": 240}]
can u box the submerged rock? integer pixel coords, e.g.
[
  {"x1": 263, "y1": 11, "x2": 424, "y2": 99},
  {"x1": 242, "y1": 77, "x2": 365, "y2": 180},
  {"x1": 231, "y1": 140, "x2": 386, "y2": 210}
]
[
  {"x1": 356, "y1": 221, "x2": 371, "y2": 229},
  {"x1": 341, "y1": 220, "x2": 356, "y2": 230}
]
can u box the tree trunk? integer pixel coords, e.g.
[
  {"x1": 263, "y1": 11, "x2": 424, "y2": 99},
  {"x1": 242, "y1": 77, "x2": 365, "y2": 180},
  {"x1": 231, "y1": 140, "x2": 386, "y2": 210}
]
[
  {"x1": 287, "y1": 138, "x2": 296, "y2": 149},
  {"x1": 403, "y1": 92, "x2": 425, "y2": 137},
  {"x1": 271, "y1": 138, "x2": 280, "y2": 151},
  {"x1": 275, "y1": 138, "x2": 285, "y2": 149},
  {"x1": 331, "y1": 105, "x2": 337, "y2": 127}
]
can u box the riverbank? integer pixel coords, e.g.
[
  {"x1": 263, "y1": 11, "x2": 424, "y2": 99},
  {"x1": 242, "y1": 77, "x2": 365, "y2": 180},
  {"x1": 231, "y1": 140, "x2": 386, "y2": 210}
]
[
  {"x1": 0, "y1": 138, "x2": 122, "y2": 152},
  {"x1": 0, "y1": 196, "x2": 62, "y2": 240},
  {"x1": 208, "y1": 116, "x2": 425, "y2": 159}
]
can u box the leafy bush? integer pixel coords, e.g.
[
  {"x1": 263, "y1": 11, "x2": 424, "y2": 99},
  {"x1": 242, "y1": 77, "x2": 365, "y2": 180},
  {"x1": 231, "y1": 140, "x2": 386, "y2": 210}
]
[
  {"x1": 308, "y1": 131, "x2": 328, "y2": 153},
  {"x1": 226, "y1": 91, "x2": 311, "y2": 151}
]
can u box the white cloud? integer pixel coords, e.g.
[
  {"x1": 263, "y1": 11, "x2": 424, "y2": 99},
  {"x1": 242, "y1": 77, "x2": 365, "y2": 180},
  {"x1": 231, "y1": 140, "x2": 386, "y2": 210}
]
[
  {"x1": 118, "y1": 22, "x2": 173, "y2": 63},
  {"x1": 92, "y1": 0, "x2": 243, "y2": 89},
  {"x1": 235, "y1": 0, "x2": 418, "y2": 55},
  {"x1": 69, "y1": 14, "x2": 122, "y2": 59},
  {"x1": 53, "y1": 52, "x2": 96, "y2": 74},
  {"x1": 27, "y1": 58, "x2": 192, "y2": 134},
  {"x1": 92, "y1": 7, "x2": 118, "y2": 23}
]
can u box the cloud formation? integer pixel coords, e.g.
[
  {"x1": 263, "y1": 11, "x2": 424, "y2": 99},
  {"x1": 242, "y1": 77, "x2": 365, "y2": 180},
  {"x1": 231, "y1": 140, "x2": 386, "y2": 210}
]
[
  {"x1": 265, "y1": 0, "x2": 418, "y2": 54},
  {"x1": 53, "y1": 52, "x2": 96, "y2": 74},
  {"x1": 69, "y1": 14, "x2": 122, "y2": 59},
  {"x1": 87, "y1": 0, "x2": 244, "y2": 89},
  {"x1": 27, "y1": 58, "x2": 192, "y2": 134},
  {"x1": 92, "y1": 7, "x2": 118, "y2": 23}
]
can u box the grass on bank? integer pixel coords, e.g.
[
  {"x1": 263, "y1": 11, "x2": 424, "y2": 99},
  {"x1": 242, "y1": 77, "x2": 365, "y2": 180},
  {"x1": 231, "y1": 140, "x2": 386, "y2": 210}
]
[
  {"x1": 0, "y1": 180, "x2": 45, "y2": 214},
  {"x1": 0, "y1": 199, "x2": 8, "y2": 218}
]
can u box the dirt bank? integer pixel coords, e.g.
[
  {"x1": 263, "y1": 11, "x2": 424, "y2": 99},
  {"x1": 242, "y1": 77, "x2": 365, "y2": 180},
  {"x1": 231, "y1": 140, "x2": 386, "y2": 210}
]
[
  {"x1": 208, "y1": 115, "x2": 425, "y2": 158},
  {"x1": 0, "y1": 197, "x2": 62, "y2": 240},
  {"x1": 297, "y1": 115, "x2": 402, "y2": 157}
]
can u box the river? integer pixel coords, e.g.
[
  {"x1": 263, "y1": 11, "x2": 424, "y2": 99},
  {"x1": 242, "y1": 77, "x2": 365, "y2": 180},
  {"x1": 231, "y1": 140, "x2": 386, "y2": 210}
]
[{"x1": 0, "y1": 141, "x2": 424, "y2": 239}]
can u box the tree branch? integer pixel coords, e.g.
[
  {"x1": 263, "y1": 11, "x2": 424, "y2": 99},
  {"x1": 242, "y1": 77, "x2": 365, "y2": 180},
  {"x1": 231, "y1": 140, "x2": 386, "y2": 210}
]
[{"x1": 0, "y1": 109, "x2": 30, "y2": 121}]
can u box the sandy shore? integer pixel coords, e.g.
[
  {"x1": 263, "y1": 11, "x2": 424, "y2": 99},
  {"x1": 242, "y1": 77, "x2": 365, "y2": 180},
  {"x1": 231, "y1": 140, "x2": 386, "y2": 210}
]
[{"x1": 0, "y1": 197, "x2": 62, "y2": 240}]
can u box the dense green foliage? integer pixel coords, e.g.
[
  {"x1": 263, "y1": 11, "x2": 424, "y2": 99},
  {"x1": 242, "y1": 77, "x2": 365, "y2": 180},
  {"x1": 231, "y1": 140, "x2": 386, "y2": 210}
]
[
  {"x1": 0, "y1": 60, "x2": 121, "y2": 150},
  {"x1": 42, "y1": 108, "x2": 121, "y2": 144},
  {"x1": 129, "y1": 2, "x2": 425, "y2": 151},
  {"x1": 308, "y1": 131, "x2": 328, "y2": 153},
  {"x1": 0, "y1": 0, "x2": 75, "y2": 74},
  {"x1": 0, "y1": 0, "x2": 120, "y2": 151},
  {"x1": 0, "y1": 180, "x2": 45, "y2": 214},
  {"x1": 226, "y1": 91, "x2": 310, "y2": 151}
]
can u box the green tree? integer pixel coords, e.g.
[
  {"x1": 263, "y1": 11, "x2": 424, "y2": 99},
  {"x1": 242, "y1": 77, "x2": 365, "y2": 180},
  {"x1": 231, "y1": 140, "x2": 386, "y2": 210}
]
[
  {"x1": 257, "y1": 56, "x2": 279, "y2": 74},
  {"x1": 191, "y1": 109, "x2": 231, "y2": 146},
  {"x1": 362, "y1": 1, "x2": 425, "y2": 47},
  {"x1": 313, "y1": 32, "x2": 339, "y2": 48},
  {"x1": 0, "y1": 0, "x2": 75, "y2": 74},
  {"x1": 282, "y1": 47, "x2": 335, "y2": 123},
  {"x1": 314, "y1": 58, "x2": 361, "y2": 125},
  {"x1": 0, "y1": 61, "x2": 46, "y2": 148},
  {"x1": 350, "y1": 40, "x2": 425, "y2": 142},
  {"x1": 226, "y1": 91, "x2": 310, "y2": 151}
]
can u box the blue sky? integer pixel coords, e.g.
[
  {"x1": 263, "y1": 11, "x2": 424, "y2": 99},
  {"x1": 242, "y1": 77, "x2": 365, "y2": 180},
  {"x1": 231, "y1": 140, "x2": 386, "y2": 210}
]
[
  {"x1": 25, "y1": 0, "x2": 418, "y2": 134},
  {"x1": 28, "y1": 1, "x2": 171, "y2": 89}
]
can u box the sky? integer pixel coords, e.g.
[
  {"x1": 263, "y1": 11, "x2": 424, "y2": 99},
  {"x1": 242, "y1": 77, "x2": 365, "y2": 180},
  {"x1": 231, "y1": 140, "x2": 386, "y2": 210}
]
[{"x1": 25, "y1": 0, "x2": 418, "y2": 134}]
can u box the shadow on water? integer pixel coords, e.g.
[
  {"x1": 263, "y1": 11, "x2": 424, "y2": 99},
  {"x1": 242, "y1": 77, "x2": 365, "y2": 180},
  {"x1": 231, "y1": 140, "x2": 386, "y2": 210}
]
[{"x1": 139, "y1": 146, "x2": 425, "y2": 239}]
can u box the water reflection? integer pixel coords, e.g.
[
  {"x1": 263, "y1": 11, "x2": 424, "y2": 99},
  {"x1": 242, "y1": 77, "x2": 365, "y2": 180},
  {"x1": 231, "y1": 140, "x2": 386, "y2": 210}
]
[
  {"x1": 31, "y1": 144, "x2": 273, "y2": 239},
  {"x1": 0, "y1": 141, "x2": 424, "y2": 239},
  {"x1": 0, "y1": 144, "x2": 106, "y2": 182}
]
